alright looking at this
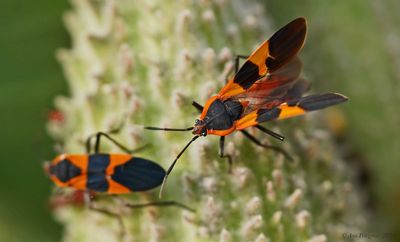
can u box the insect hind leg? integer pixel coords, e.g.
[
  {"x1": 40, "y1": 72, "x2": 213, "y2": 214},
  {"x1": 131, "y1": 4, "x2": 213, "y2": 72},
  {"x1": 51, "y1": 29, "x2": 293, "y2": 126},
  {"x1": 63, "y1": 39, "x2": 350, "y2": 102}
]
[
  {"x1": 240, "y1": 130, "x2": 293, "y2": 161},
  {"x1": 120, "y1": 199, "x2": 195, "y2": 212},
  {"x1": 235, "y1": 55, "x2": 250, "y2": 74},
  {"x1": 255, "y1": 125, "x2": 285, "y2": 142},
  {"x1": 84, "y1": 192, "x2": 126, "y2": 241}
]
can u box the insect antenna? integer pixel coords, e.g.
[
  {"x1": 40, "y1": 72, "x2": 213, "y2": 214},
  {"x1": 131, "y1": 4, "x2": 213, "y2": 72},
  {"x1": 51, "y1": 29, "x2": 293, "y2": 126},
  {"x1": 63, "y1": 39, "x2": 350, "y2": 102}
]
[
  {"x1": 145, "y1": 126, "x2": 194, "y2": 132},
  {"x1": 159, "y1": 135, "x2": 199, "y2": 198}
]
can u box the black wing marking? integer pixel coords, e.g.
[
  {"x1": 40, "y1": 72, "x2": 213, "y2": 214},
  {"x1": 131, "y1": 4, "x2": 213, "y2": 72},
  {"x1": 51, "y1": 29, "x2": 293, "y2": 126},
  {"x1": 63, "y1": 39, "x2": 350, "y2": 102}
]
[
  {"x1": 111, "y1": 157, "x2": 166, "y2": 192},
  {"x1": 255, "y1": 93, "x2": 348, "y2": 123},
  {"x1": 232, "y1": 18, "x2": 307, "y2": 90}
]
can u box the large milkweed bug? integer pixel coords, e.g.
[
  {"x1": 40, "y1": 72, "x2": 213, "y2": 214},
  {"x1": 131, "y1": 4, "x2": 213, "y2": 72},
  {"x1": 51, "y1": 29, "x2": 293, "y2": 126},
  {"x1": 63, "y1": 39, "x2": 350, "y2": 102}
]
[
  {"x1": 145, "y1": 18, "x2": 348, "y2": 196},
  {"x1": 45, "y1": 130, "x2": 193, "y2": 238}
]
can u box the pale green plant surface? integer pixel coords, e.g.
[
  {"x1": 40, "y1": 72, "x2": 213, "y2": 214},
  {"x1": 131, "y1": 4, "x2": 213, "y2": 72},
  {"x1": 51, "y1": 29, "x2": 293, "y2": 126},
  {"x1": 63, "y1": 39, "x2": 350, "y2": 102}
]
[{"x1": 48, "y1": 0, "x2": 370, "y2": 241}]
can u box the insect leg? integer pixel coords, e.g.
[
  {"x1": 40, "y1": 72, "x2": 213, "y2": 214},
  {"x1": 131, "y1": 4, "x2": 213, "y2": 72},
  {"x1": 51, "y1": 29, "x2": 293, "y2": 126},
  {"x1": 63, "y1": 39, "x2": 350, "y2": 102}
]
[
  {"x1": 219, "y1": 136, "x2": 233, "y2": 173},
  {"x1": 84, "y1": 192, "x2": 126, "y2": 240},
  {"x1": 235, "y1": 55, "x2": 250, "y2": 73},
  {"x1": 120, "y1": 199, "x2": 195, "y2": 212},
  {"x1": 240, "y1": 130, "x2": 293, "y2": 161},
  {"x1": 192, "y1": 101, "x2": 204, "y2": 113},
  {"x1": 85, "y1": 114, "x2": 131, "y2": 153},
  {"x1": 224, "y1": 55, "x2": 250, "y2": 83},
  {"x1": 255, "y1": 125, "x2": 285, "y2": 141},
  {"x1": 85, "y1": 133, "x2": 97, "y2": 154},
  {"x1": 86, "y1": 132, "x2": 148, "y2": 154}
]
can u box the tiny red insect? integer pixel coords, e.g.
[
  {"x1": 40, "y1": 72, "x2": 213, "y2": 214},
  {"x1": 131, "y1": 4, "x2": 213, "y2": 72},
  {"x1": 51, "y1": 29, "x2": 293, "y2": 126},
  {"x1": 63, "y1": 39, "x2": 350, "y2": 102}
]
[
  {"x1": 48, "y1": 110, "x2": 65, "y2": 123},
  {"x1": 145, "y1": 18, "x2": 348, "y2": 195}
]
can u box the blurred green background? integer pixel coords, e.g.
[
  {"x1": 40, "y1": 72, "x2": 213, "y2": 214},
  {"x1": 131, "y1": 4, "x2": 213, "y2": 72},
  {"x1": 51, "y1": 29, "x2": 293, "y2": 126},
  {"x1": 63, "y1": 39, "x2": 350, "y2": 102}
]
[
  {"x1": 0, "y1": 0, "x2": 68, "y2": 241},
  {"x1": 265, "y1": 1, "x2": 400, "y2": 236},
  {"x1": 0, "y1": 0, "x2": 399, "y2": 241}
]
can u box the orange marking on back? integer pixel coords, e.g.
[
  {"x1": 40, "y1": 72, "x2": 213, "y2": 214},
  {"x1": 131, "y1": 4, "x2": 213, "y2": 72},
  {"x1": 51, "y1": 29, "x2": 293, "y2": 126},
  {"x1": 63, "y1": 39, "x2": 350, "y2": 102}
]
[
  {"x1": 49, "y1": 154, "x2": 87, "y2": 189},
  {"x1": 50, "y1": 175, "x2": 68, "y2": 187},
  {"x1": 107, "y1": 178, "x2": 131, "y2": 194},
  {"x1": 107, "y1": 154, "x2": 132, "y2": 175},
  {"x1": 51, "y1": 154, "x2": 67, "y2": 166},
  {"x1": 278, "y1": 103, "x2": 306, "y2": 120},
  {"x1": 200, "y1": 95, "x2": 219, "y2": 119},
  {"x1": 68, "y1": 175, "x2": 87, "y2": 190},
  {"x1": 67, "y1": 155, "x2": 89, "y2": 172}
]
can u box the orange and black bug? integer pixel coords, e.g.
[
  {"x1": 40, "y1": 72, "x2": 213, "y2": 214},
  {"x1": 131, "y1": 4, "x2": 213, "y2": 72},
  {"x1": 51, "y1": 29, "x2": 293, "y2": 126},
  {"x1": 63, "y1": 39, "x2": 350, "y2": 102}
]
[
  {"x1": 145, "y1": 17, "x2": 348, "y2": 195},
  {"x1": 45, "y1": 132, "x2": 167, "y2": 194},
  {"x1": 45, "y1": 131, "x2": 193, "y2": 238}
]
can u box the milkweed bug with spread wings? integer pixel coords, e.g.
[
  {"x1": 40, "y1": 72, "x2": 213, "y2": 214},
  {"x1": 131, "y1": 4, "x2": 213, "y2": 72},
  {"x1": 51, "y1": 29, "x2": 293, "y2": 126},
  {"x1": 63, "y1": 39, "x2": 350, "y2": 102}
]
[
  {"x1": 145, "y1": 18, "x2": 348, "y2": 196},
  {"x1": 45, "y1": 130, "x2": 193, "y2": 238}
]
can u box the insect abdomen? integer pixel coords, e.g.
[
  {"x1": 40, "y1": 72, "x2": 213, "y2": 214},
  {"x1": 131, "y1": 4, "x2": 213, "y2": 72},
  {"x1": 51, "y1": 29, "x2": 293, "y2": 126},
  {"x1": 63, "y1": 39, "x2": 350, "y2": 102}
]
[{"x1": 111, "y1": 157, "x2": 165, "y2": 191}]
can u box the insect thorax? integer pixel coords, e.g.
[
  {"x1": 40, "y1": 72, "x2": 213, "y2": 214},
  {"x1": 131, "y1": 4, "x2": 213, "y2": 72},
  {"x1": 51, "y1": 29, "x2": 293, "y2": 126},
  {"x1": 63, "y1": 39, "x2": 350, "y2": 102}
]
[{"x1": 203, "y1": 99, "x2": 243, "y2": 131}]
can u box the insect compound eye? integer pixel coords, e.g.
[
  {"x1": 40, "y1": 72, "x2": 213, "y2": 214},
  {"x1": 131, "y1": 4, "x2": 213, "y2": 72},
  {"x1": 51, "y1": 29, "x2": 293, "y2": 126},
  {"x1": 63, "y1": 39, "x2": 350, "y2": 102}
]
[
  {"x1": 201, "y1": 129, "x2": 207, "y2": 136},
  {"x1": 195, "y1": 119, "x2": 204, "y2": 125}
]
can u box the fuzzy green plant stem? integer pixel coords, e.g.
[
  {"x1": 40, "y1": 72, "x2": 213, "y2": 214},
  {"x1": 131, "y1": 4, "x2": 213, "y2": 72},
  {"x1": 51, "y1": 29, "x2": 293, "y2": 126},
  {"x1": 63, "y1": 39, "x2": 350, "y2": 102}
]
[{"x1": 47, "y1": 0, "x2": 369, "y2": 242}]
